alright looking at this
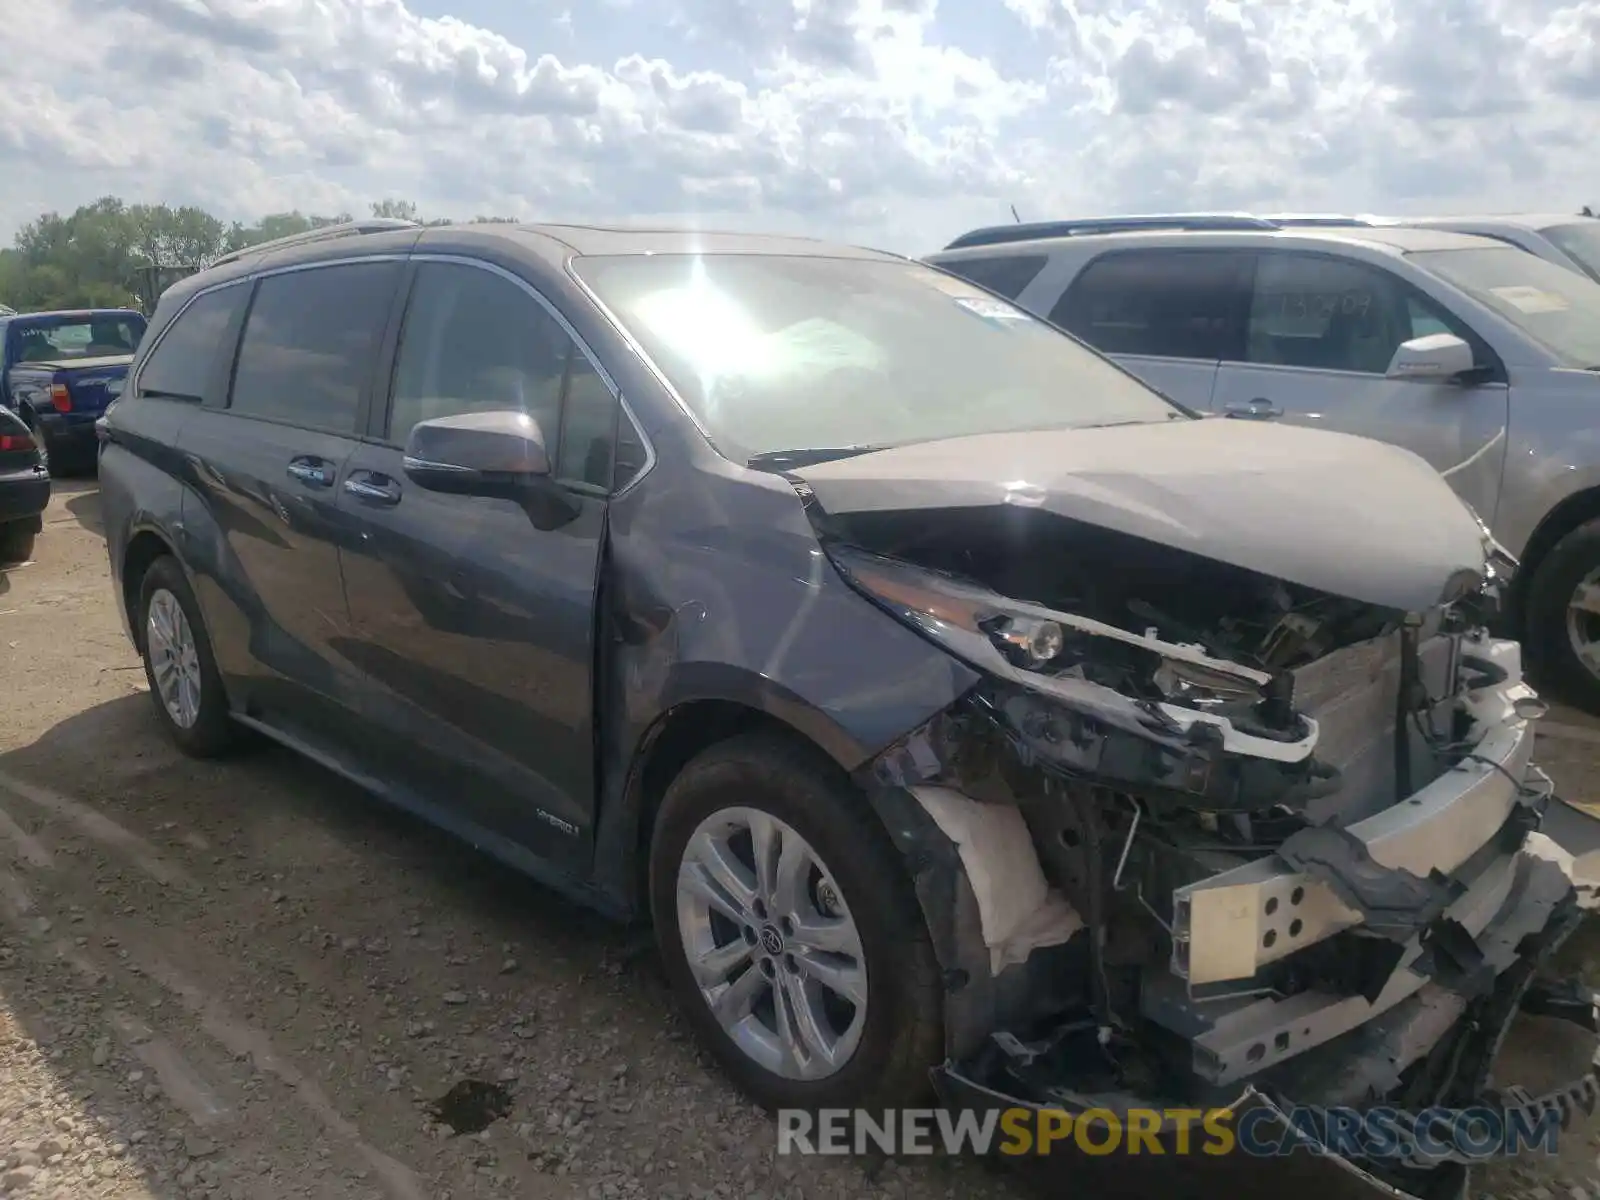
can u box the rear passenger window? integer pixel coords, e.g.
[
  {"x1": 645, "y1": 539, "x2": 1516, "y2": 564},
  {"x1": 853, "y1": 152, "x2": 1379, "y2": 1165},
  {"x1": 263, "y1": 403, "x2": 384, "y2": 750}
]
[
  {"x1": 137, "y1": 283, "x2": 249, "y2": 402},
  {"x1": 1051, "y1": 251, "x2": 1251, "y2": 360},
  {"x1": 938, "y1": 255, "x2": 1047, "y2": 300},
  {"x1": 229, "y1": 261, "x2": 400, "y2": 433},
  {"x1": 388, "y1": 261, "x2": 620, "y2": 489}
]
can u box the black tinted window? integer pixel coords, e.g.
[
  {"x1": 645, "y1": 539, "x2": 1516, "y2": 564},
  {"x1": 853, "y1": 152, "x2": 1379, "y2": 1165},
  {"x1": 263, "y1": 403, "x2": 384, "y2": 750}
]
[
  {"x1": 230, "y1": 261, "x2": 400, "y2": 432},
  {"x1": 389, "y1": 262, "x2": 617, "y2": 487},
  {"x1": 1051, "y1": 251, "x2": 1250, "y2": 360},
  {"x1": 939, "y1": 255, "x2": 1047, "y2": 300},
  {"x1": 1246, "y1": 254, "x2": 1456, "y2": 374},
  {"x1": 138, "y1": 284, "x2": 248, "y2": 401}
]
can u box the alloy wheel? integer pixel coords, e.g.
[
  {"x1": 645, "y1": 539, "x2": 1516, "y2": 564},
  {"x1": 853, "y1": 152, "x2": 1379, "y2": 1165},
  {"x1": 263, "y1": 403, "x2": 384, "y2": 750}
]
[
  {"x1": 675, "y1": 807, "x2": 868, "y2": 1081},
  {"x1": 146, "y1": 588, "x2": 202, "y2": 728}
]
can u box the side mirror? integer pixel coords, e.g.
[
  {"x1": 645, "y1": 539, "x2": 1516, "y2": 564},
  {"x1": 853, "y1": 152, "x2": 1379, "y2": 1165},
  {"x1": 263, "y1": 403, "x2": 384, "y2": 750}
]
[
  {"x1": 402, "y1": 410, "x2": 551, "y2": 498},
  {"x1": 1386, "y1": 333, "x2": 1477, "y2": 382}
]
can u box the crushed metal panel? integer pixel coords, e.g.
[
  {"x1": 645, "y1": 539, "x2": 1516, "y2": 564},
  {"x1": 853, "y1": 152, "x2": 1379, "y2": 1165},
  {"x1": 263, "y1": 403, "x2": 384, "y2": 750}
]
[{"x1": 1173, "y1": 704, "x2": 1535, "y2": 985}]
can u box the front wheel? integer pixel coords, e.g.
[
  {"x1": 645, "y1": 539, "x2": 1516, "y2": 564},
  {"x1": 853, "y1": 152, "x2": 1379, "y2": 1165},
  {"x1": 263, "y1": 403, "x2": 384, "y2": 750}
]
[
  {"x1": 1525, "y1": 517, "x2": 1600, "y2": 712},
  {"x1": 649, "y1": 734, "x2": 943, "y2": 1112}
]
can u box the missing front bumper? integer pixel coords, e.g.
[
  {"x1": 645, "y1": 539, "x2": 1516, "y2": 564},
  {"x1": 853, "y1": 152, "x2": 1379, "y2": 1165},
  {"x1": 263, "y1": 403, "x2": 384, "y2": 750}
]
[{"x1": 932, "y1": 900, "x2": 1595, "y2": 1200}]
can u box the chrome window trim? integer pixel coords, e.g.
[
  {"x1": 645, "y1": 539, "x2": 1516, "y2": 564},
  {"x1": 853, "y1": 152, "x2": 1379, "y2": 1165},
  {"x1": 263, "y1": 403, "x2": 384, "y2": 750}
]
[
  {"x1": 405, "y1": 253, "x2": 657, "y2": 496},
  {"x1": 128, "y1": 275, "x2": 254, "y2": 398}
]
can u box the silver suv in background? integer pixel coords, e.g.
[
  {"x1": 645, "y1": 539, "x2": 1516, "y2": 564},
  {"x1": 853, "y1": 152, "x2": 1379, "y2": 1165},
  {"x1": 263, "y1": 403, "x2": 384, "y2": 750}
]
[
  {"x1": 1375, "y1": 214, "x2": 1600, "y2": 284},
  {"x1": 926, "y1": 224, "x2": 1600, "y2": 709}
]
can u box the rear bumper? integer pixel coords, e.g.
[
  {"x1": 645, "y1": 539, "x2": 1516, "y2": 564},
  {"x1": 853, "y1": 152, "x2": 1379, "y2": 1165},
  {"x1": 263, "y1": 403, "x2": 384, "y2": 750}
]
[
  {"x1": 0, "y1": 467, "x2": 50, "y2": 526},
  {"x1": 35, "y1": 411, "x2": 100, "y2": 457}
]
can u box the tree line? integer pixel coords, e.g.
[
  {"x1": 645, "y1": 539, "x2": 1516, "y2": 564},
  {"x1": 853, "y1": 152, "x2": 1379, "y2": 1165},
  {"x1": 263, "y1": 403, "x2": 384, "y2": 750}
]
[
  {"x1": 0, "y1": 197, "x2": 517, "y2": 314},
  {"x1": 6, "y1": 196, "x2": 1598, "y2": 315}
]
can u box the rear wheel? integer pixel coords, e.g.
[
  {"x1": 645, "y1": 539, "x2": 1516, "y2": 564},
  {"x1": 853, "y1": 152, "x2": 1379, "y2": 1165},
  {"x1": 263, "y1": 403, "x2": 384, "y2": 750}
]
[
  {"x1": 649, "y1": 733, "x2": 943, "y2": 1112},
  {"x1": 0, "y1": 522, "x2": 35, "y2": 564},
  {"x1": 1525, "y1": 517, "x2": 1600, "y2": 712},
  {"x1": 136, "y1": 556, "x2": 240, "y2": 757}
]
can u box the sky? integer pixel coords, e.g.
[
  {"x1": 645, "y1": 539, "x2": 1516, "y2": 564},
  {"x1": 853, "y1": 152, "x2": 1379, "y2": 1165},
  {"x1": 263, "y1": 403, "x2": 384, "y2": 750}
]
[{"x1": 0, "y1": 0, "x2": 1597, "y2": 254}]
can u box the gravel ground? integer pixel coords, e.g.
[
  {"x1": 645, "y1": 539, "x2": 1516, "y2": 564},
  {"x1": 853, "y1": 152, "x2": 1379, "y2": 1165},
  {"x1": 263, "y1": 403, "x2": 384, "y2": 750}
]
[{"x1": 3, "y1": 479, "x2": 1600, "y2": 1200}]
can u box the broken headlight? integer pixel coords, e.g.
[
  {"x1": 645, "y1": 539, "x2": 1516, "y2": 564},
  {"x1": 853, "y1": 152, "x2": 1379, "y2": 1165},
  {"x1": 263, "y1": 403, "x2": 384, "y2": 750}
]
[
  {"x1": 1151, "y1": 658, "x2": 1264, "y2": 712},
  {"x1": 827, "y1": 545, "x2": 1277, "y2": 712},
  {"x1": 826, "y1": 544, "x2": 1070, "y2": 673}
]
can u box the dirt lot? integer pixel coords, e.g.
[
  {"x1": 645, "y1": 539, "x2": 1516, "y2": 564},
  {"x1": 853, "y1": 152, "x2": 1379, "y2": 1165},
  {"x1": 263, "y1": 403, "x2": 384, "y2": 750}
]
[{"x1": 3, "y1": 480, "x2": 1600, "y2": 1200}]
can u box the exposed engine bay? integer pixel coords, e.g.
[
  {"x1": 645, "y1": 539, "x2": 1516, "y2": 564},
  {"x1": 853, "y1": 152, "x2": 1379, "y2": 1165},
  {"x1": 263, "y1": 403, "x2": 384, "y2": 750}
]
[{"x1": 808, "y1": 499, "x2": 1595, "y2": 1200}]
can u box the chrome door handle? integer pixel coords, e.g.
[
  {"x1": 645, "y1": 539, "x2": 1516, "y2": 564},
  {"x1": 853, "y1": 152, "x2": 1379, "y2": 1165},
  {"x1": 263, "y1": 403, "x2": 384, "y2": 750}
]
[
  {"x1": 286, "y1": 459, "x2": 333, "y2": 486},
  {"x1": 1222, "y1": 397, "x2": 1283, "y2": 420},
  {"x1": 343, "y1": 477, "x2": 401, "y2": 505}
]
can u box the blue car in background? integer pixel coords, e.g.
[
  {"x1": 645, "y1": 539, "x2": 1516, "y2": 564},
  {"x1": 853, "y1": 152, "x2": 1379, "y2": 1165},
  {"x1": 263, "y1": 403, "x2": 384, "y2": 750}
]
[{"x1": 0, "y1": 309, "x2": 147, "y2": 474}]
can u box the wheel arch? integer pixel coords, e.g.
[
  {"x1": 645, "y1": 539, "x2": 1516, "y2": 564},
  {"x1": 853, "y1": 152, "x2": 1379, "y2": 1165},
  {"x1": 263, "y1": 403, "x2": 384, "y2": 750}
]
[
  {"x1": 621, "y1": 698, "x2": 852, "y2": 910},
  {"x1": 1511, "y1": 486, "x2": 1600, "y2": 628},
  {"x1": 119, "y1": 525, "x2": 181, "y2": 652}
]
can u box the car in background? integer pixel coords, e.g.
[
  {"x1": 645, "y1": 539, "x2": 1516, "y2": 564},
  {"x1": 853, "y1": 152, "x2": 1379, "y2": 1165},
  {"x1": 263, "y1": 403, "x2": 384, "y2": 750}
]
[
  {"x1": 0, "y1": 404, "x2": 49, "y2": 563},
  {"x1": 926, "y1": 223, "x2": 1600, "y2": 713},
  {"x1": 1373, "y1": 214, "x2": 1600, "y2": 284},
  {"x1": 0, "y1": 303, "x2": 16, "y2": 316},
  {"x1": 0, "y1": 308, "x2": 147, "y2": 473},
  {"x1": 97, "y1": 218, "x2": 1597, "y2": 1199}
]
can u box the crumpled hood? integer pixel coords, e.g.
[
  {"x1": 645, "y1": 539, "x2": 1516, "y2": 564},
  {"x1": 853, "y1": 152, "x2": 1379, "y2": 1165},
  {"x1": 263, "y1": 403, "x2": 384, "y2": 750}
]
[{"x1": 790, "y1": 418, "x2": 1488, "y2": 612}]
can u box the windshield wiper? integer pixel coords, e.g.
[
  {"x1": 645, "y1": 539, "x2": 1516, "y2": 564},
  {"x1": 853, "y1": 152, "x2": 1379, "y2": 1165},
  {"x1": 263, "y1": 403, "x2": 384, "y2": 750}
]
[{"x1": 746, "y1": 444, "x2": 897, "y2": 470}]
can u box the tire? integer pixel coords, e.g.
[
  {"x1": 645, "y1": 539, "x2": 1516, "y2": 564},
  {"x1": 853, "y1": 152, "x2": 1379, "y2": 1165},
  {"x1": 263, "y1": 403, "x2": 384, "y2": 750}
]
[
  {"x1": 1524, "y1": 517, "x2": 1600, "y2": 712},
  {"x1": 649, "y1": 733, "x2": 943, "y2": 1113},
  {"x1": 0, "y1": 522, "x2": 35, "y2": 564},
  {"x1": 136, "y1": 555, "x2": 241, "y2": 757}
]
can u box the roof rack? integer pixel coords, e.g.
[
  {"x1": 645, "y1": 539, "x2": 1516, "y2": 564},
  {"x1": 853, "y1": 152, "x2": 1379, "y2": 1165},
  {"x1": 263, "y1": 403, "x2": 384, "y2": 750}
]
[
  {"x1": 210, "y1": 217, "x2": 421, "y2": 268},
  {"x1": 943, "y1": 213, "x2": 1280, "y2": 251},
  {"x1": 1259, "y1": 213, "x2": 1378, "y2": 227}
]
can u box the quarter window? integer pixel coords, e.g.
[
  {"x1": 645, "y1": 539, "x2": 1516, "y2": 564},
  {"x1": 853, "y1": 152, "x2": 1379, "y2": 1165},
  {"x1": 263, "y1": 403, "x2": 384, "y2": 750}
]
[
  {"x1": 938, "y1": 255, "x2": 1048, "y2": 300},
  {"x1": 1050, "y1": 251, "x2": 1251, "y2": 360},
  {"x1": 229, "y1": 261, "x2": 401, "y2": 433},
  {"x1": 137, "y1": 284, "x2": 249, "y2": 402},
  {"x1": 387, "y1": 261, "x2": 621, "y2": 489}
]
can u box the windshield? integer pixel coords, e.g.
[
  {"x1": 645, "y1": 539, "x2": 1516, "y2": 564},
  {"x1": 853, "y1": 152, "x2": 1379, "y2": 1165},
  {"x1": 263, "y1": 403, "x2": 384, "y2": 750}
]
[
  {"x1": 1539, "y1": 221, "x2": 1600, "y2": 284},
  {"x1": 572, "y1": 254, "x2": 1181, "y2": 463},
  {"x1": 9, "y1": 313, "x2": 145, "y2": 363},
  {"x1": 1409, "y1": 246, "x2": 1600, "y2": 368}
]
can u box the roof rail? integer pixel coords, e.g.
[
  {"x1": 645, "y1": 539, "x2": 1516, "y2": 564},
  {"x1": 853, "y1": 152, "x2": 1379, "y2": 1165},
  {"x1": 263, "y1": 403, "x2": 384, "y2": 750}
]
[
  {"x1": 210, "y1": 217, "x2": 421, "y2": 268},
  {"x1": 1260, "y1": 214, "x2": 1378, "y2": 227},
  {"x1": 943, "y1": 213, "x2": 1279, "y2": 250}
]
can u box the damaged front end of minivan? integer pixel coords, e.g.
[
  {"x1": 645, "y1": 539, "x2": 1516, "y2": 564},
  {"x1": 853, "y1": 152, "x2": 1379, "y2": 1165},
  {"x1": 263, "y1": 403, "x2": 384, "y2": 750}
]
[{"x1": 788, "y1": 433, "x2": 1600, "y2": 1200}]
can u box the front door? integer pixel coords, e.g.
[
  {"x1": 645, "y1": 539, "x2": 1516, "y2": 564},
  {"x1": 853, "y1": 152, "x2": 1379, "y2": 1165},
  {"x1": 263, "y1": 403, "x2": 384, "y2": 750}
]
[
  {"x1": 1207, "y1": 251, "x2": 1511, "y2": 522},
  {"x1": 179, "y1": 260, "x2": 403, "y2": 733},
  {"x1": 334, "y1": 258, "x2": 618, "y2": 855}
]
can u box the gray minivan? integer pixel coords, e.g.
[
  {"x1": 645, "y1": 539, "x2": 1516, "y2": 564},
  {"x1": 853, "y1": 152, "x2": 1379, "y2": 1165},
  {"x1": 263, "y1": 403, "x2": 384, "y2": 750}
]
[{"x1": 99, "y1": 218, "x2": 1596, "y2": 1200}]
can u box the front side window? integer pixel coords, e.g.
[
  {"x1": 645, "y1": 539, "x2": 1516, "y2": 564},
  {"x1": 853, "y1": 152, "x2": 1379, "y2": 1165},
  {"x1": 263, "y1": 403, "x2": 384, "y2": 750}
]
[
  {"x1": 1411, "y1": 245, "x2": 1600, "y2": 369},
  {"x1": 573, "y1": 254, "x2": 1180, "y2": 465},
  {"x1": 937, "y1": 254, "x2": 1048, "y2": 300},
  {"x1": 1244, "y1": 254, "x2": 1463, "y2": 375},
  {"x1": 229, "y1": 261, "x2": 401, "y2": 433},
  {"x1": 10, "y1": 313, "x2": 146, "y2": 363},
  {"x1": 137, "y1": 284, "x2": 249, "y2": 402},
  {"x1": 388, "y1": 262, "x2": 618, "y2": 488},
  {"x1": 1050, "y1": 250, "x2": 1251, "y2": 361}
]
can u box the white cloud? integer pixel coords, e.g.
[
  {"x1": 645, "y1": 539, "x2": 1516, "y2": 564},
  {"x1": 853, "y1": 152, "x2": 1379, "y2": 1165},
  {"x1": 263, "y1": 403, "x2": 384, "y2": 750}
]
[{"x1": 0, "y1": 0, "x2": 1597, "y2": 254}]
